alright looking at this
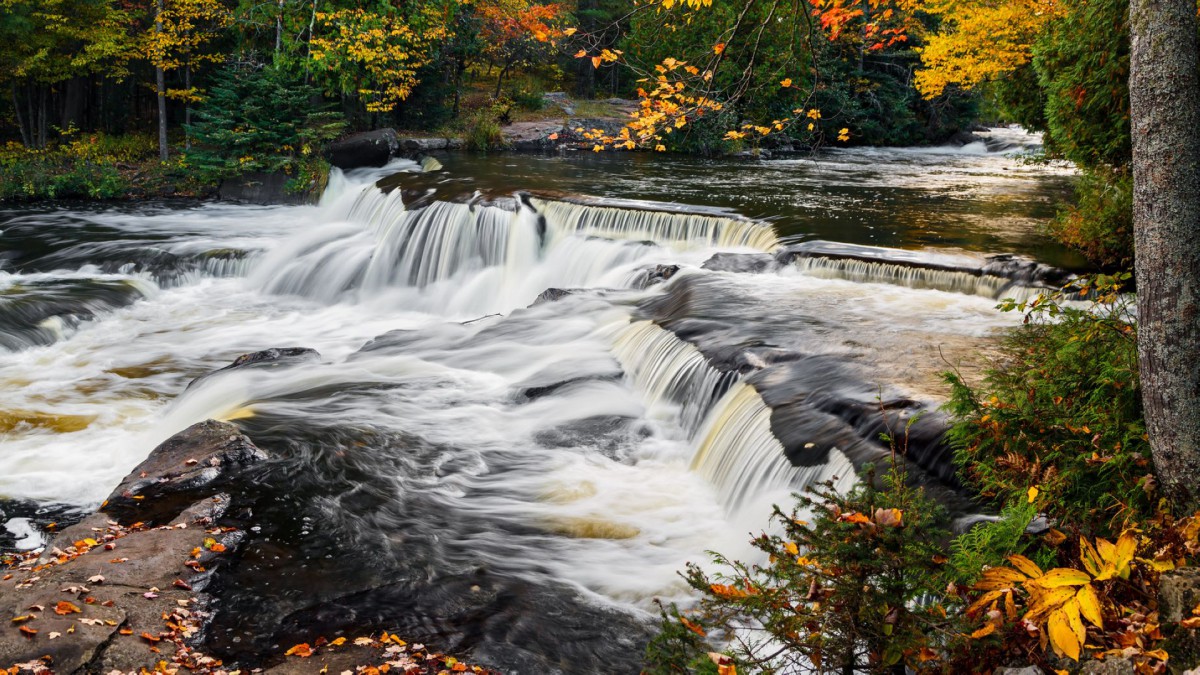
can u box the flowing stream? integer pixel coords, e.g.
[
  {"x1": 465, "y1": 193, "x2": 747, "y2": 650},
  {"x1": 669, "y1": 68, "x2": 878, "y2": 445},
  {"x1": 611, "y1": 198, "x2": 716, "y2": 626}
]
[{"x1": 0, "y1": 128, "x2": 1079, "y2": 671}]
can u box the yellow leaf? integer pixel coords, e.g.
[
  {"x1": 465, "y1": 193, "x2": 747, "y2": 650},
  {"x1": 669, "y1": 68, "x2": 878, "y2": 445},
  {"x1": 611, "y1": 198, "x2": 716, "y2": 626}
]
[
  {"x1": 1112, "y1": 531, "x2": 1137, "y2": 578},
  {"x1": 574, "y1": 49, "x2": 587, "y2": 58},
  {"x1": 1075, "y1": 584, "x2": 1103, "y2": 628},
  {"x1": 967, "y1": 589, "x2": 1004, "y2": 615},
  {"x1": 1006, "y1": 554, "x2": 1043, "y2": 579},
  {"x1": 973, "y1": 567, "x2": 1028, "y2": 590},
  {"x1": 1062, "y1": 598, "x2": 1086, "y2": 646},
  {"x1": 1080, "y1": 537, "x2": 1103, "y2": 577},
  {"x1": 1139, "y1": 556, "x2": 1175, "y2": 572},
  {"x1": 780, "y1": 78, "x2": 792, "y2": 88},
  {"x1": 1047, "y1": 608, "x2": 1080, "y2": 660},
  {"x1": 783, "y1": 542, "x2": 799, "y2": 556},
  {"x1": 1033, "y1": 568, "x2": 1091, "y2": 588},
  {"x1": 1027, "y1": 486, "x2": 1039, "y2": 503},
  {"x1": 1026, "y1": 586, "x2": 1077, "y2": 621},
  {"x1": 563, "y1": 27, "x2": 577, "y2": 36}
]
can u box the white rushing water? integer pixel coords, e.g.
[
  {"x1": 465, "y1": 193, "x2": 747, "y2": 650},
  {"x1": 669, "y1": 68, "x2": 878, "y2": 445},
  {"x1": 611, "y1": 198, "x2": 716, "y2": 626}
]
[{"x1": 0, "y1": 154, "x2": 1034, "y2": 610}]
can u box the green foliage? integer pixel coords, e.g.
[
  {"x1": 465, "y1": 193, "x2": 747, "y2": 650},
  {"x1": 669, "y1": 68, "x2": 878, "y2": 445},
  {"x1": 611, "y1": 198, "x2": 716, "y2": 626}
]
[
  {"x1": 459, "y1": 100, "x2": 509, "y2": 151},
  {"x1": 0, "y1": 151, "x2": 128, "y2": 200},
  {"x1": 943, "y1": 276, "x2": 1150, "y2": 532},
  {"x1": 947, "y1": 498, "x2": 1046, "y2": 583},
  {"x1": 185, "y1": 64, "x2": 344, "y2": 182},
  {"x1": 1048, "y1": 165, "x2": 1133, "y2": 270},
  {"x1": 646, "y1": 466, "x2": 962, "y2": 674}
]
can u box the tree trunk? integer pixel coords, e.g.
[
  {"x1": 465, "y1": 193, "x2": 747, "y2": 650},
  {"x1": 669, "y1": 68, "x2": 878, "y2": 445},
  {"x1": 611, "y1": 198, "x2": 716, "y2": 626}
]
[
  {"x1": 184, "y1": 64, "x2": 192, "y2": 150},
  {"x1": 1129, "y1": 0, "x2": 1200, "y2": 512},
  {"x1": 156, "y1": 0, "x2": 169, "y2": 162},
  {"x1": 494, "y1": 63, "x2": 510, "y2": 99},
  {"x1": 276, "y1": 0, "x2": 284, "y2": 54},
  {"x1": 11, "y1": 84, "x2": 30, "y2": 147}
]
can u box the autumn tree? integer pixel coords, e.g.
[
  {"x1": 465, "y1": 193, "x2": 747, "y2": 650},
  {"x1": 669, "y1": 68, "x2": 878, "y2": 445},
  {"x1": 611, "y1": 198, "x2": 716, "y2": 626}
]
[
  {"x1": 142, "y1": 0, "x2": 232, "y2": 157},
  {"x1": 308, "y1": 4, "x2": 451, "y2": 115},
  {"x1": 1128, "y1": 0, "x2": 1200, "y2": 513},
  {"x1": 477, "y1": 0, "x2": 570, "y2": 98}
]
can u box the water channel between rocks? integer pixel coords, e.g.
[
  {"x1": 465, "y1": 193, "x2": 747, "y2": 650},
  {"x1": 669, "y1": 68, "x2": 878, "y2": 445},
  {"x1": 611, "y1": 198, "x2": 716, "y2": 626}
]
[{"x1": 0, "y1": 127, "x2": 1080, "y2": 672}]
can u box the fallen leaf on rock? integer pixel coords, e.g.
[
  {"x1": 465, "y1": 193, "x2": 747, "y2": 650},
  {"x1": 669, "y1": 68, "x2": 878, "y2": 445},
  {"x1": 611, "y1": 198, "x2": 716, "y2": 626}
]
[
  {"x1": 110, "y1": 558, "x2": 129, "y2": 564},
  {"x1": 54, "y1": 601, "x2": 82, "y2": 615},
  {"x1": 330, "y1": 637, "x2": 347, "y2": 647},
  {"x1": 355, "y1": 637, "x2": 374, "y2": 646},
  {"x1": 48, "y1": 632, "x2": 61, "y2": 639},
  {"x1": 140, "y1": 632, "x2": 161, "y2": 643},
  {"x1": 285, "y1": 643, "x2": 313, "y2": 658},
  {"x1": 144, "y1": 592, "x2": 158, "y2": 599},
  {"x1": 89, "y1": 575, "x2": 105, "y2": 584},
  {"x1": 120, "y1": 627, "x2": 133, "y2": 635},
  {"x1": 19, "y1": 625, "x2": 38, "y2": 636},
  {"x1": 27, "y1": 605, "x2": 44, "y2": 611},
  {"x1": 80, "y1": 618, "x2": 104, "y2": 626},
  {"x1": 11, "y1": 614, "x2": 35, "y2": 623},
  {"x1": 173, "y1": 579, "x2": 192, "y2": 591}
]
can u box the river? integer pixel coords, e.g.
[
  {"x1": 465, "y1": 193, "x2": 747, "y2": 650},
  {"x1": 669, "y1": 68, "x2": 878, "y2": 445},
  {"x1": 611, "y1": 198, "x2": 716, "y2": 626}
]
[{"x1": 0, "y1": 127, "x2": 1078, "y2": 672}]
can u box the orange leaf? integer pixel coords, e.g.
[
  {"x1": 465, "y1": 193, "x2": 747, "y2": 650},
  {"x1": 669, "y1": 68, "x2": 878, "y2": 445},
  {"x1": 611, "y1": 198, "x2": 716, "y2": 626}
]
[
  {"x1": 680, "y1": 616, "x2": 706, "y2": 637},
  {"x1": 591, "y1": 56, "x2": 602, "y2": 69},
  {"x1": 19, "y1": 625, "x2": 37, "y2": 637},
  {"x1": 54, "y1": 601, "x2": 82, "y2": 615},
  {"x1": 713, "y1": 43, "x2": 726, "y2": 54},
  {"x1": 286, "y1": 643, "x2": 313, "y2": 658}
]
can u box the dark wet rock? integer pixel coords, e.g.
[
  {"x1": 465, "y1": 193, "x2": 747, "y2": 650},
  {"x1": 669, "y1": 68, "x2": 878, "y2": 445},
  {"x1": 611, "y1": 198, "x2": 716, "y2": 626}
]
[
  {"x1": 0, "y1": 279, "x2": 148, "y2": 352},
  {"x1": 530, "y1": 288, "x2": 575, "y2": 306},
  {"x1": 223, "y1": 347, "x2": 321, "y2": 371},
  {"x1": 701, "y1": 252, "x2": 776, "y2": 274},
  {"x1": 948, "y1": 130, "x2": 984, "y2": 147},
  {"x1": 102, "y1": 420, "x2": 267, "y2": 524},
  {"x1": 187, "y1": 348, "x2": 321, "y2": 390},
  {"x1": 630, "y1": 264, "x2": 680, "y2": 289},
  {"x1": 259, "y1": 572, "x2": 652, "y2": 675},
  {"x1": 1, "y1": 499, "x2": 83, "y2": 552},
  {"x1": 219, "y1": 171, "x2": 318, "y2": 205},
  {"x1": 327, "y1": 129, "x2": 400, "y2": 169}
]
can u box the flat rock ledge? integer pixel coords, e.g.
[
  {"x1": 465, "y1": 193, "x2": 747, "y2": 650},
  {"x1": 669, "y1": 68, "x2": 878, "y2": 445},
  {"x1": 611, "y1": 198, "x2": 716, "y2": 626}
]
[{"x1": 0, "y1": 420, "x2": 260, "y2": 674}]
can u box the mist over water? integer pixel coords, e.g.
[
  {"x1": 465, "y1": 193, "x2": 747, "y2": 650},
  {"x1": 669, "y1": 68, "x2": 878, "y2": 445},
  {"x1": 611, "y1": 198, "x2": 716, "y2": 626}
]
[{"x1": 0, "y1": 130, "x2": 1078, "y2": 669}]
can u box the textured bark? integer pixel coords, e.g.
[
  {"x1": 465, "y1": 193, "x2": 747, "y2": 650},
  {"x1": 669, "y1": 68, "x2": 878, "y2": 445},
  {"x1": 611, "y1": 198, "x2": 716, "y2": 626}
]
[{"x1": 1129, "y1": 0, "x2": 1200, "y2": 511}]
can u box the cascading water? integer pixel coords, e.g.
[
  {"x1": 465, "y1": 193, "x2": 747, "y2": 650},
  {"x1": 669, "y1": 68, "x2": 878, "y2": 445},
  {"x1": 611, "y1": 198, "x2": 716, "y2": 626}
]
[
  {"x1": 0, "y1": 139, "x2": 1075, "y2": 671},
  {"x1": 790, "y1": 255, "x2": 1032, "y2": 299}
]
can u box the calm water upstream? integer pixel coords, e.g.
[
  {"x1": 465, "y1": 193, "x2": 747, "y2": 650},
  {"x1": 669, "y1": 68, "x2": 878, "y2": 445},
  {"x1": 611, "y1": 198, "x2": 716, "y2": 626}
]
[{"x1": 0, "y1": 127, "x2": 1079, "y2": 671}]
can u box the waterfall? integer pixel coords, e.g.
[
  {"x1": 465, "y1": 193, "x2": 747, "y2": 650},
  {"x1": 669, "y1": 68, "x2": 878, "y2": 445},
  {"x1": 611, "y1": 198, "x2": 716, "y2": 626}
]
[
  {"x1": 535, "y1": 198, "x2": 779, "y2": 251},
  {"x1": 249, "y1": 179, "x2": 782, "y2": 314},
  {"x1": 609, "y1": 317, "x2": 855, "y2": 516},
  {"x1": 691, "y1": 382, "x2": 857, "y2": 514},
  {"x1": 789, "y1": 255, "x2": 1038, "y2": 300},
  {"x1": 609, "y1": 319, "x2": 734, "y2": 437}
]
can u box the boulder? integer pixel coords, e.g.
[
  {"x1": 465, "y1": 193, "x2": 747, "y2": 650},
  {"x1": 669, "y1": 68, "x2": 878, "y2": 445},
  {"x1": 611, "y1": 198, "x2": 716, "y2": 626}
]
[
  {"x1": 397, "y1": 137, "x2": 453, "y2": 155},
  {"x1": 326, "y1": 129, "x2": 400, "y2": 169},
  {"x1": 187, "y1": 347, "x2": 321, "y2": 391},
  {"x1": 530, "y1": 288, "x2": 575, "y2": 306},
  {"x1": 218, "y1": 172, "x2": 317, "y2": 205},
  {"x1": 102, "y1": 420, "x2": 267, "y2": 524}
]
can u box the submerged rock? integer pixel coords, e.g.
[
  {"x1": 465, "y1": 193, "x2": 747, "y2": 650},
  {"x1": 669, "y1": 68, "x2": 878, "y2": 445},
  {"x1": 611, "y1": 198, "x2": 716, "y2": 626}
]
[{"x1": 187, "y1": 347, "x2": 321, "y2": 390}]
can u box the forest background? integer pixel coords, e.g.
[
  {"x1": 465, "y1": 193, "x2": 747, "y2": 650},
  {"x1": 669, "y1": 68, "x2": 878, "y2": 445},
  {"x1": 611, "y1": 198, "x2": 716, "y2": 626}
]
[{"x1": 0, "y1": 0, "x2": 1137, "y2": 272}]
